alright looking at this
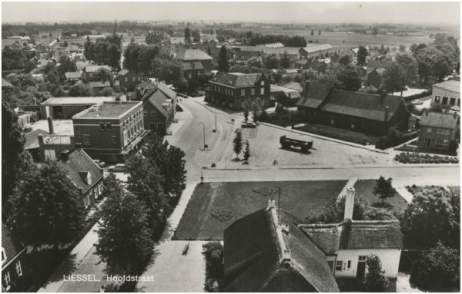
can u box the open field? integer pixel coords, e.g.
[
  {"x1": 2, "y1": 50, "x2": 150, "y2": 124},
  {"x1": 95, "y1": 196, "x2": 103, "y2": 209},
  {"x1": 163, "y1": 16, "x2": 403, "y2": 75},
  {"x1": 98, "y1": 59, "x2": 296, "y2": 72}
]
[
  {"x1": 354, "y1": 179, "x2": 409, "y2": 213},
  {"x1": 173, "y1": 180, "x2": 347, "y2": 240}
]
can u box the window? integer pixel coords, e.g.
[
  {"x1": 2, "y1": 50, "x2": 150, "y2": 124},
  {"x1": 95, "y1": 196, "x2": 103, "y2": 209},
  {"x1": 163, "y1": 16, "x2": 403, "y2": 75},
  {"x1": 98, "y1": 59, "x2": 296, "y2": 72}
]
[
  {"x1": 151, "y1": 110, "x2": 156, "y2": 117},
  {"x1": 150, "y1": 123, "x2": 156, "y2": 130},
  {"x1": 442, "y1": 97, "x2": 448, "y2": 105},
  {"x1": 241, "y1": 89, "x2": 245, "y2": 96},
  {"x1": 4, "y1": 271, "x2": 10, "y2": 287},
  {"x1": 106, "y1": 123, "x2": 111, "y2": 130},
  {"x1": 437, "y1": 129, "x2": 451, "y2": 136},
  {"x1": 16, "y1": 261, "x2": 22, "y2": 277},
  {"x1": 111, "y1": 136, "x2": 117, "y2": 144},
  {"x1": 260, "y1": 87, "x2": 265, "y2": 95},
  {"x1": 100, "y1": 122, "x2": 105, "y2": 130},
  {"x1": 426, "y1": 128, "x2": 432, "y2": 133},
  {"x1": 358, "y1": 256, "x2": 367, "y2": 261},
  {"x1": 347, "y1": 260, "x2": 351, "y2": 269},
  {"x1": 450, "y1": 98, "x2": 456, "y2": 106},
  {"x1": 251, "y1": 88, "x2": 255, "y2": 95},
  {"x1": 336, "y1": 261, "x2": 343, "y2": 271},
  {"x1": 83, "y1": 134, "x2": 91, "y2": 146},
  {"x1": 144, "y1": 109, "x2": 147, "y2": 116},
  {"x1": 434, "y1": 95, "x2": 441, "y2": 103}
]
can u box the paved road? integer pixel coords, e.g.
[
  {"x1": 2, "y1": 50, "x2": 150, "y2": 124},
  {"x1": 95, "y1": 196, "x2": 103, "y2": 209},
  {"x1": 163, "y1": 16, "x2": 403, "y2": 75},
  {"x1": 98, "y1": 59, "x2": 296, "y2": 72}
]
[{"x1": 202, "y1": 165, "x2": 460, "y2": 187}]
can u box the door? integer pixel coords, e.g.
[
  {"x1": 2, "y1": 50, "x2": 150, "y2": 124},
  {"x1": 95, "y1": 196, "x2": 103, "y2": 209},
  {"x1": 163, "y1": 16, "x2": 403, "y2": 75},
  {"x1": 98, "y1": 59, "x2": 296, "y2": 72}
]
[{"x1": 357, "y1": 262, "x2": 366, "y2": 278}]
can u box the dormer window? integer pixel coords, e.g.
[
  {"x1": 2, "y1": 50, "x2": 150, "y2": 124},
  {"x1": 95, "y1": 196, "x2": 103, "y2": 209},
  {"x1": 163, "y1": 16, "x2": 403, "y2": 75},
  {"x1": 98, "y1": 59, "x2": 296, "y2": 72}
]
[{"x1": 1, "y1": 247, "x2": 6, "y2": 266}]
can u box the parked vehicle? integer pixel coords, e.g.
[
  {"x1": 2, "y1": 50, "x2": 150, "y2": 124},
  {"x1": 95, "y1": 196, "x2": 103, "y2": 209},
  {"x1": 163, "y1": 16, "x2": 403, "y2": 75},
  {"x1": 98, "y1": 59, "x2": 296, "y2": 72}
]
[{"x1": 279, "y1": 135, "x2": 313, "y2": 153}]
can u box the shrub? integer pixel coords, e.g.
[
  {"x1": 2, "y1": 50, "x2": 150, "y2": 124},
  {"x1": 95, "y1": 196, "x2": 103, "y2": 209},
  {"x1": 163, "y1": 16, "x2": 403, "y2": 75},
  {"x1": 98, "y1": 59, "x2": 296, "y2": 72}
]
[
  {"x1": 449, "y1": 140, "x2": 459, "y2": 152},
  {"x1": 364, "y1": 254, "x2": 389, "y2": 292},
  {"x1": 202, "y1": 242, "x2": 224, "y2": 292}
]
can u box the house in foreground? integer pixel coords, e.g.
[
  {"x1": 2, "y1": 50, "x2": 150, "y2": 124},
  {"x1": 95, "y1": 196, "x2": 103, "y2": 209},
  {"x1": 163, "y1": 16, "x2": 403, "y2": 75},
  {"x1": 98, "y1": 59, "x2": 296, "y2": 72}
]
[
  {"x1": 57, "y1": 147, "x2": 104, "y2": 208},
  {"x1": 296, "y1": 81, "x2": 410, "y2": 136},
  {"x1": 206, "y1": 72, "x2": 271, "y2": 110},
  {"x1": 2, "y1": 224, "x2": 27, "y2": 292},
  {"x1": 224, "y1": 187, "x2": 403, "y2": 292},
  {"x1": 418, "y1": 111, "x2": 458, "y2": 151}
]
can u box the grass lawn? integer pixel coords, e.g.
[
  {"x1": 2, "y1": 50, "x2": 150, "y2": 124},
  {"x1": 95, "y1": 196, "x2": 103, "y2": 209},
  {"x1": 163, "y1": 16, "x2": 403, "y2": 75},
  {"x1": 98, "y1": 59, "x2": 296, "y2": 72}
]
[
  {"x1": 173, "y1": 180, "x2": 347, "y2": 240},
  {"x1": 354, "y1": 180, "x2": 408, "y2": 213}
]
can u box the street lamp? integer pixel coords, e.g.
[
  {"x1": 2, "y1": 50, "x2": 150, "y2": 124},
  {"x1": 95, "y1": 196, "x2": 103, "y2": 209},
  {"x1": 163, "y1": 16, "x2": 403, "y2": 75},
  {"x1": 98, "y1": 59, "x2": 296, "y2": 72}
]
[
  {"x1": 198, "y1": 122, "x2": 207, "y2": 150},
  {"x1": 213, "y1": 109, "x2": 217, "y2": 133}
]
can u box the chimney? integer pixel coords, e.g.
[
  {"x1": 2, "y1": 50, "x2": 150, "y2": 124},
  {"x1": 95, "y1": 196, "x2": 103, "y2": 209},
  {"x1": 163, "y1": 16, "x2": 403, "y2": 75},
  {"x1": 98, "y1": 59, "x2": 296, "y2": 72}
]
[
  {"x1": 47, "y1": 116, "x2": 54, "y2": 134},
  {"x1": 384, "y1": 106, "x2": 390, "y2": 122},
  {"x1": 344, "y1": 187, "x2": 355, "y2": 220},
  {"x1": 60, "y1": 150, "x2": 70, "y2": 162},
  {"x1": 267, "y1": 199, "x2": 276, "y2": 211}
]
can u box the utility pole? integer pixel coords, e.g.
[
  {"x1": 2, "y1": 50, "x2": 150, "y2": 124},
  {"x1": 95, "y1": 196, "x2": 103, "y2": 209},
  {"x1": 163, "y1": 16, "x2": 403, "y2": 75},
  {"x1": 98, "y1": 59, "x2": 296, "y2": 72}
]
[
  {"x1": 198, "y1": 122, "x2": 206, "y2": 150},
  {"x1": 278, "y1": 187, "x2": 281, "y2": 225},
  {"x1": 213, "y1": 109, "x2": 217, "y2": 132}
]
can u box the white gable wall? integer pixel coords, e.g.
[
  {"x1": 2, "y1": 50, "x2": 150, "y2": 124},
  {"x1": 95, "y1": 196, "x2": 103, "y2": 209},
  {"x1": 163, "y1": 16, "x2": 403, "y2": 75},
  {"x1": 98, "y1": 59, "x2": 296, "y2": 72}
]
[{"x1": 334, "y1": 249, "x2": 401, "y2": 278}]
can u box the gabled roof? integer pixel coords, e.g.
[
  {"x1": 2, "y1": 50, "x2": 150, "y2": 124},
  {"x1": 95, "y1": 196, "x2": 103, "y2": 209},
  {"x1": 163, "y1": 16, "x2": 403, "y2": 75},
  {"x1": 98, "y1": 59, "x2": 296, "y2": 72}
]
[
  {"x1": 84, "y1": 65, "x2": 111, "y2": 73},
  {"x1": 25, "y1": 129, "x2": 49, "y2": 150},
  {"x1": 299, "y1": 220, "x2": 403, "y2": 254},
  {"x1": 279, "y1": 81, "x2": 303, "y2": 93},
  {"x1": 270, "y1": 85, "x2": 301, "y2": 100},
  {"x1": 420, "y1": 112, "x2": 458, "y2": 129},
  {"x1": 211, "y1": 72, "x2": 264, "y2": 88},
  {"x1": 75, "y1": 61, "x2": 90, "y2": 71},
  {"x1": 296, "y1": 81, "x2": 332, "y2": 108},
  {"x1": 142, "y1": 87, "x2": 171, "y2": 118},
  {"x1": 433, "y1": 80, "x2": 460, "y2": 93},
  {"x1": 295, "y1": 59, "x2": 309, "y2": 65},
  {"x1": 57, "y1": 149, "x2": 103, "y2": 194},
  {"x1": 300, "y1": 44, "x2": 333, "y2": 54},
  {"x1": 157, "y1": 82, "x2": 176, "y2": 100},
  {"x1": 118, "y1": 69, "x2": 129, "y2": 76},
  {"x1": 177, "y1": 49, "x2": 213, "y2": 61},
  {"x1": 224, "y1": 206, "x2": 339, "y2": 292},
  {"x1": 65, "y1": 72, "x2": 82, "y2": 79},
  {"x1": 2, "y1": 78, "x2": 13, "y2": 88},
  {"x1": 182, "y1": 61, "x2": 204, "y2": 71},
  {"x1": 2, "y1": 223, "x2": 25, "y2": 269}
]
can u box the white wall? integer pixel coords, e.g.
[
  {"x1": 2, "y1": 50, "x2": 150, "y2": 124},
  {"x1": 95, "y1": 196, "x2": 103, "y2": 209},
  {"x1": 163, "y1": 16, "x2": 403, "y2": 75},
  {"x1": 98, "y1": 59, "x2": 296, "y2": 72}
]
[
  {"x1": 334, "y1": 249, "x2": 401, "y2": 278},
  {"x1": 432, "y1": 86, "x2": 460, "y2": 107}
]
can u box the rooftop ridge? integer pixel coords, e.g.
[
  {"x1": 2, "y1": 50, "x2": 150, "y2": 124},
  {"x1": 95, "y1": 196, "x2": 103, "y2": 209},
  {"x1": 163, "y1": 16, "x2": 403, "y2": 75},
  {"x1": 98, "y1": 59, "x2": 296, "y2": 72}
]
[{"x1": 267, "y1": 201, "x2": 291, "y2": 266}]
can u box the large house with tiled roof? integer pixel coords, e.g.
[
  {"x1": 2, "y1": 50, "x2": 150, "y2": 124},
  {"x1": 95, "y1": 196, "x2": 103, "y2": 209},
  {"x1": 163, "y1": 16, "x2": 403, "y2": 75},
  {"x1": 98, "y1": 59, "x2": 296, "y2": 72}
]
[
  {"x1": 296, "y1": 81, "x2": 410, "y2": 136},
  {"x1": 141, "y1": 82, "x2": 177, "y2": 135},
  {"x1": 2, "y1": 223, "x2": 27, "y2": 292},
  {"x1": 176, "y1": 48, "x2": 213, "y2": 73},
  {"x1": 206, "y1": 72, "x2": 271, "y2": 110},
  {"x1": 224, "y1": 187, "x2": 403, "y2": 291},
  {"x1": 57, "y1": 147, "x2": 104, "y2": 208}
]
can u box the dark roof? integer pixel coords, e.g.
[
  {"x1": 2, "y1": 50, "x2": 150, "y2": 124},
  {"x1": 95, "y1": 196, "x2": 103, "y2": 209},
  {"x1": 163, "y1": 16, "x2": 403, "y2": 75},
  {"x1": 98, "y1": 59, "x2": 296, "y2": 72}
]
[
  {"x1": 224, "y1": 206, "x2": 339, "y2": 292},
  {"x1": 25, "y1": 129, "x2": 48, "y2": 150},
  {"x1": 2, "y1": 223, "x2": 25, "y2": 268},
  {"x1": 182, "y1": 61, "x2": 204, "y2": 71},
  {"x1": 297, "y1": 81, "x2": 405, "y2": 122},
  {"x1": 211, "y1": 72, "x2": 263, "y2": 88},
  {"x1": 57, "y1": 149, "x2": 103, "y2": 194},
  {"x1": 296, "y1": 81, "x2": 332, "y2": 108},
  {"x1": 299, "y1": 220, "x2": 403, "y2": 254},
  {"x1": 420, "y1": 112, "x2": 458, "y2": 129},
  {"x1": 177, "y1": 49, "x2": 213, "y2": 61},
  {"x1": 157, "y1": 82, "x2": 177, "y2": 100}
]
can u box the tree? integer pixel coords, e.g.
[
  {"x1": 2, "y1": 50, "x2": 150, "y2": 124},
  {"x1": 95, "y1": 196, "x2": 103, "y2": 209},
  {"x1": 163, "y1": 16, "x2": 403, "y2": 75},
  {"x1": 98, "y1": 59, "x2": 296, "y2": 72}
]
[
  {"x1": 96, "y1": 187, "x2": 154, "y2": 273},
  {"x1": 9, "y1": 160, "x2": 85, "y2": 250},
  {"x1": 243, "y1": 141, "x2": 250, "y2": 161},
  {"x1": 2, "y1": 100, "x2": 28, "y2": 220},
  {"x1": 311, "y1": 29, "x2": 314, "y2": 36},
  {"x1": 336, "y1": 66, "x2": 361, "y2": 91},
  {"x1": 264, "y1": 54, "x2": 279, "y2": 70},
  {"x1": 318, "y1": 30, "x2": 321, "y2": 35},
  {"x1": 399, "y1": 45, "x2": 406, "y2": 52},
  {"x1": 373, "y1": 176, "x2": 395, "y2": 204},
  {"x1": 382, "y1": 63, "x2": 406, "y2": 94},
  {"x1": 125, "y1": 154, "x2": 166, "y2": 234},
  {"x1": 395, "y1": 53, "x2": 419, "y2": 87},
  {"x1": 372, "y1": 27, "x2": 380, "y2": 37},
  {"x1": 279, "y1": 51, "x2": 291, "y2": 68},
  {"x1": 357, "y1": 46, "x2": 368, "y2": 66},
  {"x1": 410, "y1": 242, "x2": 460, "y2": 292},
  {"x1": 69, "y1": 83, "x2": 93, "y2": 97},
  {"x1": 217, "y1": 46, "x2": 229, "y2": 72},
  {"x1": 244, "y1": 108, "x2": 249, "y2": 122},
  {"x1": 184, "y1": 27, "x2": 191, "y2": 44},
  {"x1": 95, "y1": 67, "x2": 113, "y2": 85},
  {"x1": 401, "y1": 187, "x2": 459, "y2": 249},
  {"x1": 305, "y1": 195, "x2": 369, "y2": 224},
  {"x1": 338, "y1": 55, "x2": 350, "y2": 65},
  {"x1": 233, "y1": 132, "x2": 243, "y2": 158},
  {"x1": 364, "y1": 254, "x2": 389, "y2": 292}
]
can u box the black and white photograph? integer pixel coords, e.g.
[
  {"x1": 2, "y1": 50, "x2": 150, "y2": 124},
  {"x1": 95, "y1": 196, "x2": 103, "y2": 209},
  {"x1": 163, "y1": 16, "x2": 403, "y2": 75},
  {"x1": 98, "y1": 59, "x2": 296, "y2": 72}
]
[{"x1": 1, "y1": 1, "x2": 460, "y2": 292}]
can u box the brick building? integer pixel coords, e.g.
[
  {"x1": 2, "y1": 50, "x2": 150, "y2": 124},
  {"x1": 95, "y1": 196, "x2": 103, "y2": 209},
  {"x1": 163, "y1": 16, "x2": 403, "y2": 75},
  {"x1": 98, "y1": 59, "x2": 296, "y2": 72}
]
[
  {"x1": 72, "y1": 101, "x2": 149, "y2": 162},
  {"x1": 206, "y1": 72, "x2": 271, "y2": 110},
  {"x1": 418, "y1": 111, "x2": 458, "y2": 151},
  {"x1": 141, "y1": 82, "x2": 177, "y2": 135}
]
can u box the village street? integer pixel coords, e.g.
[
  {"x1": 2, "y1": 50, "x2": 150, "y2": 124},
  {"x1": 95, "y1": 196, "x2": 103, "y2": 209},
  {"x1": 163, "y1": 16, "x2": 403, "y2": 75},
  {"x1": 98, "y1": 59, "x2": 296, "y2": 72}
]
[{"x1": 38, "y1": 96, "x2": 460, "y2": 292}]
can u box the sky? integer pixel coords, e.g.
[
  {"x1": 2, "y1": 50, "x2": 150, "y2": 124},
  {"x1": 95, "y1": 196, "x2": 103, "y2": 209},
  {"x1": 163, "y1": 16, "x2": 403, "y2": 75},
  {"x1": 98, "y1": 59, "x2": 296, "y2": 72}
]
[{"x1": 1, "y1": 1, "x2": 460, "y2": 26}]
